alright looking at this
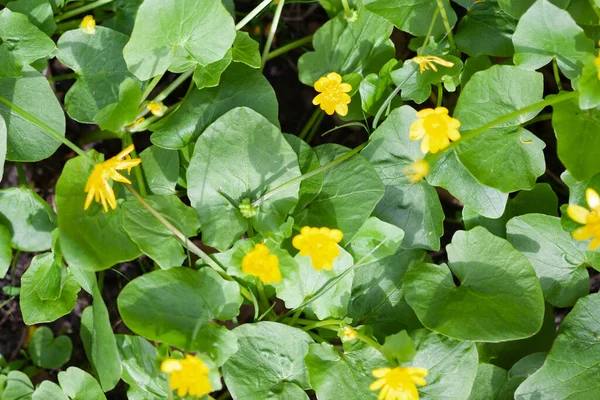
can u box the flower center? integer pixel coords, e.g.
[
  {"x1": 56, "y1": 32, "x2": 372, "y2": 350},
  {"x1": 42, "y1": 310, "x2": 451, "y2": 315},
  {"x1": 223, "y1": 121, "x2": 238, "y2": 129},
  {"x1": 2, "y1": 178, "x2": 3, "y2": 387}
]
[
  {"x1": 322, "y1": 82, "x2": 343, "y2": 102},
  {"x1": 423, "y1": 115, "x2": 449, "y2": 138},
  {"x1": 386, "y1": 369, "x2": 413, "y2": 390}
]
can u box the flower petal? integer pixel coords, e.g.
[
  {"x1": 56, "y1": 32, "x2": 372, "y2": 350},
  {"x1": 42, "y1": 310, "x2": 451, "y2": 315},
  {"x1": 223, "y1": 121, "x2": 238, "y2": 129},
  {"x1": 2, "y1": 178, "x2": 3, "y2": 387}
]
[
  {"x1": 567, "y1": 205, "x2": 590, "y2": 224},
  {"x1": 372, "y1": 368, "x2": 391, "y2": 378},
  {"x1": 335, "y1": 102, "x2": 348, "y2": 116},
  {"x1": 369, "y1": 378, "x2": 387, "y2": 391},
  {"x1": 339, "y1": 83, "x2": 352, "y2": 92},
  {"x1": 313, "y1": 93, "x2": 323, "y2": 106},
  {"x1": 587, "y1": 188, "x2": 600, "y2": 209},
  {"x1": 327, "y1": 72, "x2": 342, "y2": 83}
]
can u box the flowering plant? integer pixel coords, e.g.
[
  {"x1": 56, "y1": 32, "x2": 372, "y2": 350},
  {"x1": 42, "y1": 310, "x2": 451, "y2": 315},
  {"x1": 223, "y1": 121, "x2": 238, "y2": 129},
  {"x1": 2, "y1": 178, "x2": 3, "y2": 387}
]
[{"x1": 1, "y1": 0, "x2": 600, "y2": 399}]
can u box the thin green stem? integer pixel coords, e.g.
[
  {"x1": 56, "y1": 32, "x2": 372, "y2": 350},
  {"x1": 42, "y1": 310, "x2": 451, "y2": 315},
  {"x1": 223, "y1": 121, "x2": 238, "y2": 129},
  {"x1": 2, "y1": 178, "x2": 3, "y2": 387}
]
[
  {"x1": 436, "y1": 83, "x2": 443, "y2": 107},
  {"x1": 435, "y1": 0, "x2": 456, "y2": 49},
  {"x1": 256, "y1": 280, "x2": 272, "y2": 318},
  {"x1": 552, "y1": 58, "x2": 563, "y2": 92},
  {"x1": 298, "y1": 108, "x2": 322, "y2": 140},
  {"x1": 588, "y1": 0, "x2": 600, "y2": 22},
  {"x1": 426, "y1": 91, "x2": 579, "y2": 164},
  {"x1": 140, "y1": 73, "x2": 164, "y2": 104},
  {"x1": 10, "y1": 250, "x2": 20, "y2": 291},
  {"x1": 266, "y1": 34, "x2": 314, "y2": 61},
  {"x1": 261, "y1": 0, "x2": 285, "y2": 70},
  {"x1": 305, "y1": 112, "x2": 325, "y2": 144},
  {"x1": 373, "y1": 68, "x2": 417, "y2": 129},
  {"x1": 418, "y1": 8, "x2": 440, "y2": 57},
  {"x1": 122, "y1": 135, "x2": 147, "y2": 197},
  {"x1": 129, "y1": 101, "x2": 181, "y2": 133},
  {"x1": 55, "y1": 0, "x2": 114, "y2": 22},
  {"x1": 289, "y1": 307, "x2": 304, "y2": 326},
  {"x1": 15, "y1": 164, "x2": 27, "y2": 187},
  {"x1": 301, "y1": 319, "x2": 343, "y2": 332},
  {"x1": 340, "y1": 0, "x2": 351, "y2": 15},
  {"x1": 235, "y1": 0, "x2": 273, "y2": 31},
  {"x1": 252, "y1": 141, "x2": 367, "y2": 208},
  {"x1": 47, "y1": 73, "x2": 77, "y2": 83},
  {"x1": 523, "y1": 113, "x2": 552, "y2": 127},
  {"x1": 0, "y1": 95, "x2": 92, "y2": 161},
  {"x1": 154, "y1": 69, "x2": 194, "y2": 103},
  {"x1": 355, "y1": 331, "x2": 382, "y2": 352}
]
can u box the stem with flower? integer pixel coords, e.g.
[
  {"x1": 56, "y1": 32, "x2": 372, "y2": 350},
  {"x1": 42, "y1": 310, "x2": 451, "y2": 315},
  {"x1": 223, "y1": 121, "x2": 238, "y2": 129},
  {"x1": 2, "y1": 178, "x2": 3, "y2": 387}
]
[
  {"x1": 260, "y1": 0, "x2": 286, "y2": 70},
  {"x1": 435, "y1": 0, "x2": 456, "y2": 49},
  {"x1": 54, "y1": 0, "x2": 115, "y2": 22},
  {"x1": 235, "y1": 0, "x2": 273, "y2": 31}
]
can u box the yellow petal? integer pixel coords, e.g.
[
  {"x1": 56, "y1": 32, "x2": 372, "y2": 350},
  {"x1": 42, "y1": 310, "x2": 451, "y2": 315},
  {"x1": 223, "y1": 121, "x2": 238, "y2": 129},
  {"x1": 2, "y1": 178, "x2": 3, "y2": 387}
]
[
  {"x1": 314, "y1": 78, "x2": 327, "y2": 92},
  {"x1": 567, "y1": 205, "x2": 590, "y2": 224},
  {"x1": 434, "y1": 106, "x2": 449, "y2": 115},
  {"x1": 335, "y1": 102, "x2": 348, "y2": 116},
  {"x1": 573, "y1": 226, "x2": 594, "y2": 241},
  {"x1": 589, "y1": 237, "x2": 600, "y2": 250},
  {"x1": 447, "y1": 129, "x2": 461, "y2": 141},
  {"x1": 340, "y1": 83, "x2": 352, "y2": 92},
  {"x1": 420, "y1": 136, "x2": 430, "y2": 154},
  {"x1": 416, "y1": 108, "x2": 434, "y2": 118},
  {"x1": 313, "y1": 93, "x2": 323, "y2": 106},
  {"x1": 372, "y1": 368, "x2": 391, "y2": 378},
  {"x1": 327, "y1": 72, "x2": 342, "y2": 83},
  {"x1": 161, "y1": 359, "x2": 182, "y2": 373},
  {"x1": 587, "y1": 188, "x2": 600, "y2": 209},
  {"x1": 369, "y1": 378, "x2": 387, "y2": 391}
]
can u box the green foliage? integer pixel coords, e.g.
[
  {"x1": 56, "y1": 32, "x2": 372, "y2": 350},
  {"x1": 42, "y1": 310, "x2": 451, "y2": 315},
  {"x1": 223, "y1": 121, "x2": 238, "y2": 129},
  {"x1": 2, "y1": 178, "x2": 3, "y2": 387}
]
[{"x1": 28, "y1": 327, "x2": 72, "y2": 369}]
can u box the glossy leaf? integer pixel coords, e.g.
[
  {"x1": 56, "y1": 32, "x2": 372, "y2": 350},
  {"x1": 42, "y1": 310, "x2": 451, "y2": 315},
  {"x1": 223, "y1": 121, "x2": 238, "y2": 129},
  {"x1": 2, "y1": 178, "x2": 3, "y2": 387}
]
[
  {"x1": 57, "y1": 367, "x2": 106, "y2": 400},
  {"x1": 139, "y1": 146, "x2": 179, "y2": 196},
  {"x1": 0, "y1": 225, "x2": 10, "y2": 279},
  {"x1": 345, "y1": 217, "x2": 404, "y2": 264},
  {"x1": 6, "y1": 0, "x2": 56, "y2": 35},
  {"x1": 28, "y1": 326, "x2": 72, "y2": 369}
]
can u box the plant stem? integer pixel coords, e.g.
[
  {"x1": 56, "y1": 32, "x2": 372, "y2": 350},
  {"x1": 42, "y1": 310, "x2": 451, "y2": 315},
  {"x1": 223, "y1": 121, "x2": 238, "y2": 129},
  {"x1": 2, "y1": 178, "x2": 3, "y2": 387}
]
[
  {"x1": 373, "y1": 68, "x2": 417, "y2": 129},
  {"x1": 340, "y1": 0, "x2": 351, "y2": 15},
  {"x1": 261, "y1": 0, "x2": 285, "y2": 70},
  {"x1": 129, "y1": 101, "x2": 181, "y2": 133},
  {"x1": 252, "y1": 141, "x2": 367, "y2": 208},
  {"x1": 436, "y1": 83, "x2": 443, "y2": 107},
  {"x1": 588, "y1": 0, "x2": 600, "y2": 21},
  {"x1": 355, "y1": 330, "x2": 382, "y2": 352},
  {"x1": 426, "y1": 91, "x2": 580, "y2": 164},
  {"x1": 47, "y1": 73, "x2": 77, "y2": 83},
  {"x1": 122, "y1": 135, "x2": 147, "y2": 197},
  {"x1": 298, "y1": 108, "x2": 322, "y2": 140},
  {"x1": 289, "y1": 307, "x2": 304, "y2": 326},
  {"x1": 235, "y1": 0, "x2": 273, "y2": 31},
  {"x1": 552, "y1": 58, "x2": 563, "y2": 92},
  {"x1": 140, "y1": 73, "x2": 164, "y2": 104},
  {"x1": 55, "y1": 0, "x2": 115, "y2": 22},
  {"x1": 418, "y1": 8, "x2": 440, "y2": 57},
  {"x1": 523, "y1": 113, "x2": 552, "y2": 127},
  {"x1": 435, "y1": 0, "x2": 456, "y2": 49},
  {"x1": 10, "y1": 250, "x2": 20, "y2": 291},
  {"x1": 256, "y1": 280, "x2": 271, "y2": 316},
  {"x1": 15, "y1": 164, "x2": 27, "y2": 187},
  {"x1": 301, "y1": 319, "x2": 343, "y2": 332},
  {"x1": 0, "y1": 95, "x2": 92, "y2": 162},
  {"x1": 305, "y1": 112, "x2": 325, "y2": 144},
  {"x1": 266, "y1": 34, "x2": 314, "y2": 61},
  {"x1": 136, "y1": 69, "x2": 193, "y2": 119}
]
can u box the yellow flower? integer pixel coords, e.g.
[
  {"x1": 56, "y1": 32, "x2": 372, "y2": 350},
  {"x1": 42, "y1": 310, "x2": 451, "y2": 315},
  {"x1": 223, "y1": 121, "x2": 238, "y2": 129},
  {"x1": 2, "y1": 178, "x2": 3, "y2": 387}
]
[
  {"x1": 404, "y1": 160, "x2": 430, "y2": 183},
  {"x1": 409, "y1": 107, "x2": 461, "y2": 154},
  {"x1": 80, "y1": 15, "x2": 96, "y2": 35},
  {"x1": 312, "y1": 72, "x2": 352, "y2": 116},
  {"x1": 84, "y1": 144, "x2": 142, "y2": 212},
  {"x1": 340, "y1": 326, "x2": 358, "y2": 341},
  {"x1": 292, "y1": 226, "x2": 343, "y2": 271},
  {"x1": 567, "y1": 188, "x2": 600, "y2": 249},
  {"x1": 370, "y1": 367, "x2": 429, "y2": 400},
  {"x1": 147, "y1": 101, "x2": 167, "y2": 117},
  {"x1": 161, "y1": 355, "x2": 211, "y2": 398},
  {"x1": 242, "y1": 243, "x2": 282, "y2": 283},
  {"x1": 411, "y1": 56, "x2": 454, "y2": 74}
]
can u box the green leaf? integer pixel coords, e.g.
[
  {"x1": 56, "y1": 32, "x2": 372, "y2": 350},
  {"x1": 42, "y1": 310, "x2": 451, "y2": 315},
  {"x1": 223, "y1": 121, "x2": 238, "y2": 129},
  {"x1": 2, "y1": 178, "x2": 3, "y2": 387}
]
[
  {"x1": 0, "y1": 225, "x2": 10, "y2": 279},
  {"x1": 381, "y1": 330, "x2": 416, "y2": 363},
  {"x1": 497, "y1": 353, "x2": 546, "y2": 399},
  {"x1": 57, "y1": 367, "x2": 106, "y2": 400},
  {"x1": 361, "y1": 106, "x2": 444, "y2": 250},
  {"x1": 460, "y1": 55, "x2": 493, "y2": 87},
  {"x1": 345, "y1": 217, "x2": 404, "y2": 264},
  {"x1": 283, "y1": 134, "x2": 323, "y2": 212},
  {"x1": 294, "y1": 144, "x2": 384, "y2": 246},
  {"x1": 123, "y1": 0, "x2": 235, "y2": 80},
  {"x1": 498, "y1": 0, "x2": 569, "y2": 18},
  {"x1": 102, "y1": 0, "x2": 142, "y2": 36},
  {"x1": 305, "y1": 341, "x2": 386, "y2": 400},
  {"x1": 151, "y1": 63, "x2": 279, "y2": 149},
  {"x1": 20, "y1": 253, "x2": 80, "y2": 324},
  {"x1": 408, "y1": 329, "x2": 479, "y2": 399},
  {"x1": 507, "y1": 214, "x2": 599, "y2": 307},
  {"x1": 578, "y1": 54, "x2": 600, "y2": 110},
  {"x1": 454, "y1": 65, "x2": 546, "y2": 192},
  {"x1": 515, "y1": 293, "x2": 600, "y2": 399},
  {"x1": 276, "y1": 246, "x2": 354, "y2": 320},
  {"x1": 117, "y1": 267, "x2": 242, "y2": 352},
  {"x1": 0, "y1": 68, "x2": 65, "y2": 161},
  {"x1": 298, "y1": 6, "x2": 394, "y2": 85},
  {"x1": 115, "y1": 335, "x2": 168, "y2": 399},
  {"x1": 93, "y1": 78, "x2": 141, "y2": 133},
  {"x1": 231, "y1": 31, "x2": 261, "y2": 68},
  {"x1": 55, "y1": 151, "x2": 141, "y2": 271},
  {"x1": 28, "y1": 326, "x2": 72, "y2": 369},
  {"x1": 139, "y1": 146, "x2": 179, "y2": 196},
  {"x1": 405, "y1": 227, "x2": 545, "y2": 342},
  {"x1": 192, "y1": 50, "x2": 232, "y2": 90},
  {"x1": 187, "y1": 107, "x2": 299, "y2": 250},
  {"x1": 222, "y1": 322, "x2": 313, "y2": 400},
  {"x1": 467, "y1": 364, "x2": 508, "y2": 400},
  {"x1": 80, "y1": 284, "x2": 122, "y2": 392},
  {"x1": 347, "y1": 249, "x2": 427, "y2": 341},
  {"x1": 32, "y1": 381, "x2": 68, "y2": 400},
  {"x1": 56, "y1": 26, "x2": 139, "y2": 124},
  {"x1": 363, "y1": 0, "x2": 457, "y2": 37},
  {"x1": 2, "y1": 371, "x2": 33, "y2": 400},
  {"x1": 6, "y1": 0, "x2": 56, "y2": 35},
  {"x1": 454, "y1": 1, "x2": 517, "y2": 57},
  {"x1": 553, "y1": 96, "x2": 600, "y2": 180},
  {"x1": 0, "y1": 187, "x2": 55, "y2": 251},
  {"x1": 0, "y1": 115, "x2": 5, "y2": 181},
  {"x1": 512, "y1": 0, "x2": 594, "y2": 79},
  {"x1": 122, "y1": 195, "x2": 199, "y2": 269},
  {"x1": 0, "y1": 9, "x2": 54, "y2": 71}
]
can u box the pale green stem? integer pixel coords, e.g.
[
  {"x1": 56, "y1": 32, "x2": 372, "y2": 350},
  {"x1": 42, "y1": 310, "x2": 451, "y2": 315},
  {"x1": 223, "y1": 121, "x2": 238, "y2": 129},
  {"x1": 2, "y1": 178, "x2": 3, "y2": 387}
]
[
  {"x1": 435, "y1": 0, "x2": 456, "y2": 49},
  {"x1": 418, "y1": 8, "x2": 440, "y2": 57},
  {"x1": 437, "y1": 83, "x2": 443, "y2": 107},
  {"x1": 235, "y1": 0, "x2": 273, "y2": 31},
  {"x1": 373, "y1": 68, "x2": 417, "y2": 129},
  {"x1": 298, "y1": 108, "x2": 322, "y2": 140},
  {"x1": 305, "y1": 112, "x2": 325, "y2": 143},
  {"x1": 252, "y1": 142, "x2": 367, "y2": 208},
  {"x1": 140, "y1": 73, "x2": 164, "y2": 104},
  {"x1": 47, "y1": 73, "x2": 77, "y2": 82},
  {"x1": 340, "y1": 0, "x2": 351, "y2": 15},
  {"x1": 261, "y1": 0, "x2": 286, "y2": 70},
  {"x1": 0, "y1": 95, "x2": 92, "y2": 161},
  {"x1": 137, "y1": 69, "x2": 193, "y2": 119},
  {"x1": 552, "y1": 58, "x2": 563, "y2": 92},
  {"x1": 55, "y1": 0, "x2": 115, "y2": 22},
  {"x1": 122, "y1": 135, "x2": 147, "y2": 197},
  {"x1": 588, "y1": 0, "x2": 600, "y2": 22},
  {"x1": 301, "y1": 319, "x2": 343, "y2": 332},
  {"x1": 266, "y1": 34, "x2": 313, "y2": 61}
]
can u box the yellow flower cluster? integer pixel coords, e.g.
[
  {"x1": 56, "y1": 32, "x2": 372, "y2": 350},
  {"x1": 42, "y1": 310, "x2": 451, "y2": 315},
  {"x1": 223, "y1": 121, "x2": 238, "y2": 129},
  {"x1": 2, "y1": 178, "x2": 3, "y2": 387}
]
[
  {"x1": 411, "y1": 55, "x2": 454, "y2": 74},
  {"x1": 84, "y1": 145, "x2": 142, "y2": 212},
  {"x1": 312, "y1": 72, "x2": 352, "y2": 116},
  {"x1": 293, "y1": 226, "x2": 343, "y2": 270},
  {"x1": 567, "y1": 188, "x2": 600, "y2": 249},
  {"x1": 242, "y1": 243, "x2": 282, "y2": 283},
  {"x1": 80, "y1": 15, "x2": 96, "y2": 35},
  {"x1": 161, "y1": 355, "x2": 211, "y2": 398},
  {"x1": 409, "y1": 107, "x2": 461, "y2": 154},
  {"x1": 370, "y1": 366, "x2": 429, "y2": 400}
]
